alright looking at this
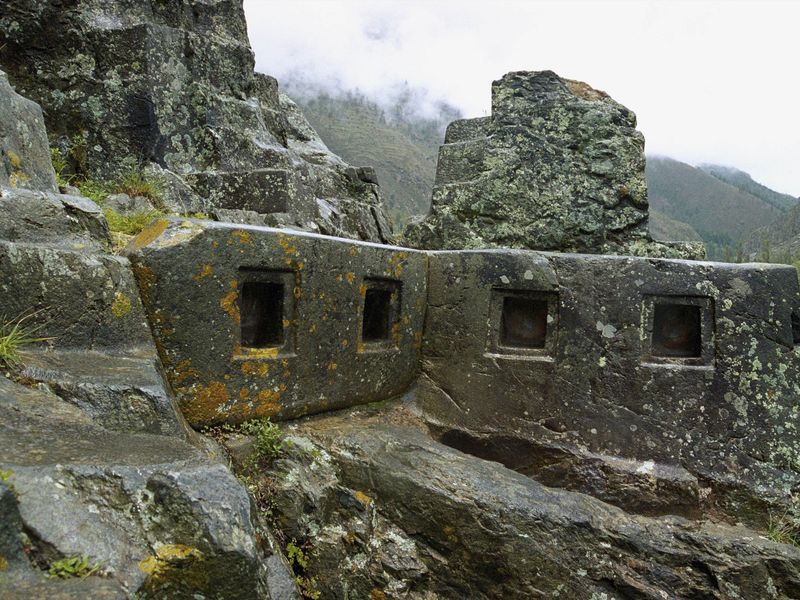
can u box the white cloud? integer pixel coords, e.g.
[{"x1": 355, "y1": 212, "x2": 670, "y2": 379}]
[{"x1": 244, "y1": 0, "x2": 800, "y2": 196}]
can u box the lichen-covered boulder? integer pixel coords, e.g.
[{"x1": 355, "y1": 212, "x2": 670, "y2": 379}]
[
  {"x1": 0, "y1": 0, "x2": 391, "y2": 242},
  {"x1": 265, "y1": 407, "x2": 800, "y2": 599},
  {"x1": 404, "y1": 70, "x2": 703, "y2": 258},
  {"x1": 0, "y1": 377, "x2": 289, "y2": 599},
  {"x1": 0, "y1": 70, "x2": 57, "y2": 193}
]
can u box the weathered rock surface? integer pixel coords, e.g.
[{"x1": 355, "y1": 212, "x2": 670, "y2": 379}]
[
  {"x1": 0, "y1": 1, "x2": 391, "y2": 242},
  {"x1": 0, "y1": 377, "x2": 281, "y2": 598},
  {"x1": 417, "y1": 249, "x2": 800, "y2": 527},
  {"x1": 268, "y1": 405, "x2": 800, "y2": 599},
  {"x1": 404, "y1": 71, "x2": 703, "y2": 258},
  {"x1": 127, "y1": 219, "x2": 426, "y2": 427},
  {"x1": 0, "y1": 70, "x2": 57, "y2": 193}
]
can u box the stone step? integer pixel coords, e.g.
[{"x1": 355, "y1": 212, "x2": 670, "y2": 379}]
[
  {"x1": 0, "y1": 377, "x2": 269, "y2": 598},
  {"x1": 443, "y1": 116, "x2": 491, "y2": 144},
  {"x1": 0, "y1": 241, "x2": 153, "y2": 350},
  {"x1": 434, "y1": 138, "x2": 490, "y2": 186},
  {"x1": 20, "y1": 349, "x2": 188, "y2": 438},
  {"x1": 0, "y1": 189, "x2": 108, "y2": 249}
]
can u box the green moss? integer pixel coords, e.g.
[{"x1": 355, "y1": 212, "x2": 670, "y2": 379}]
[
  {"x1": 102, "y1": 207, "x2": 164, "y2": 236},
  {"x1": 48, "y1": 555, "x2": 101, "y2": 579}
]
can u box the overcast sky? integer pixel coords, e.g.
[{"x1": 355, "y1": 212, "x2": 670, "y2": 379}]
[{"x1": 244, "y1": 0, "x2": 800, "y2": 197}]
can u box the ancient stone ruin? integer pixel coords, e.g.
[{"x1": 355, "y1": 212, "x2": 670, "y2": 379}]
[{"x1": 2, "y1": 1, "x2": 800, "y2": 599}]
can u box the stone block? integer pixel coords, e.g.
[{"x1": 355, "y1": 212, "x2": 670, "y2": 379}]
[
  {"x1": 417, "y1": 249, "x2": 800, "y2": 522},
  {"x1": 127, "y1": 219, "x2": 427, "y2": 426}
]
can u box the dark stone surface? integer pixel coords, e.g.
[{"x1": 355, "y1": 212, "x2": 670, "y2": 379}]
[
  {"x1": 272, "y1": 409, "x2": 800, "y2": 599},
  {"x1": 0, "y1": 70, "x2": 57, "y2": 193},
  {"x1": 0, "y1": 377, "x2": 278, "y2": 599},
  {"x1": 417, "y1": 249, "x2": 800, "y2": 524},
  {"x1": 0, "y1": 0, "x2": 392, "y2": 242},
  {"x1": 127, "y1": 219, "x2": 427, "y2": 426},
  {"x1": 404, "y1": 71, "x2": 704, "y2": 259}
]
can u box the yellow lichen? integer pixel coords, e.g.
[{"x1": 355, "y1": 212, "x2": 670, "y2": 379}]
[
  {"x1": 244, "y1": 347, "x2": 279, "y2": 359},
  {"x1": 232, "y1": 230, "x2": 252, "y2": 244},
  {"x1": 0, "y1": 555, "x2": 7, "y2": 571},
  {"x1": 220, "y1": 291, "x2": 240, "y2": 324},
  {"x1": 185, "y1": 381, "x2": 230, "y2": 425},
  {"x1": 255, "y1": 388, "x2": 281, "y2": 417},
  {"x1": 130, "y1": 218, "x2": 170, "y2": 251},
  {"x1": 172, "y1": 360, "x2": 201, "y2": 385},
  {"x1": 327, "y1": 362, "x2": 338, "y2": 371},
  {"x1": 111, "y1": 291, "x2": 132, "y2": 317},
  {"x1": 354, "y1": 491, "x2": 372, "y2": 505},
  {"x1": 345, "y1": 272, "x2": 355, "y2": 285},
  {"x1": 7, "y1": 150, "x2": 21, "y2": 170},
  {"x1": 241, "y1": 361, "x2": 269, "y2": 377},
  {"x1": 139, "y1": 544, "x2": 207, "y2": 592},
  {"x1": 193, "y1": 264, "x2": 213, "y2": 281}
]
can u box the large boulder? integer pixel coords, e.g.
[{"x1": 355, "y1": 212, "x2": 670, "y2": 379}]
[
  {"x1": 0, "y1": 70, "x2": 57, "y2": 193},
  {"x1": 0, "y1": 377, "x2": 286, "y2": 598},
  {"x1": 0, "y1": 0, "x2": 391, "y2": 242},
  {"x1": 264, "y1": 406, "x2": 800, "y2": 599},
  {"x1": 404, "y1": 71, "x2": 703, "y2": 258}
]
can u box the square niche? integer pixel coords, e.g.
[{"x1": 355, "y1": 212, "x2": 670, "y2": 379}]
[
  {"x1": 487, "y1": 289, "x2": 558, "y2": 359},
  {"x1": 237, "y1": 268, "x2": 295, "y2": 356},
  {"x1": 642, "y1": 295, "x2": 714, "y2": 367},
  {"x1": 359, "y1": 278, "x2": 402, "y2": 351}
]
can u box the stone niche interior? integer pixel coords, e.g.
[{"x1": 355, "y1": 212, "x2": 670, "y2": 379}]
[
  {"x1": 641, "y1": 295, "x2": 714, "y2": 367},
  {"x1": 360, "y1": 277, "x2": 402, "y2": 348},
  {"x1": 238, "y1": 268, "x2": 296, "y2": 356},
  {"x1": 487, "y1": 289, "x2": 558, "y2": 359}
]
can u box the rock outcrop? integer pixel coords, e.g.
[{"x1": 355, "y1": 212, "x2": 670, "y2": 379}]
[
  {"x1": 1, "y1": 3, "x2": 798, "y2": 598},
  {"x1": 0, "y1": 0, "x2": 391, "y2": 241},
  {"x1": 251, "y1": 405, "x2": 800, "y2": 599},
  {"x1": 0, "y1": 70, "x2": 298, "y2": 598},
  {"x1": 404, "y1": 71, "x2": 703, "y2": 258}
]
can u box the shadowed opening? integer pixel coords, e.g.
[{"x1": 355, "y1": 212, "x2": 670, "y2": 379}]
[
  {"x1": 500, "y1": 296, "x2": 548, "y2": 348},
  {"x1": 792, "y1": 311, "x2": 800, "y2": 345},
  {"x1": 652, "y1": 303, "x2": 701, "y2": 357},
  {"x1": 362, "y1": 288, "x2": 392, "y2": 341},
  {"x1": 241, "y1": 281, "x2": 284, "y2": 348}
]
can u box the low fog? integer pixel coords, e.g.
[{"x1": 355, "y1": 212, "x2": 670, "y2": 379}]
[{"x1": 244, "y1": 0, "x2": 800, "y2": 197}]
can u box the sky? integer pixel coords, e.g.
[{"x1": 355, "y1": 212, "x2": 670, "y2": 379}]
[{"x1": 244, "y1": 0, "x2": 800, "y2": 197}]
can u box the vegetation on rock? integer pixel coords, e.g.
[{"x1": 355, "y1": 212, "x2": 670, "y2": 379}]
[
  {"x1": 0, "y1": 312, "x2": 49, "y2": 367},
  {"x1": 48, "y1": 555, "x2": 102, "y2": 579}
]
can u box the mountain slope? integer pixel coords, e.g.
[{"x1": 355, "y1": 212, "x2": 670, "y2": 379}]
[
  {"x1": 646, "y1": 156, "x2": 785, "y2": 257},
  {"x1": 699, "y1": 164, "x2": 798, "y2": 211},
  {"x1": 287, "y1": 87, "x2": 458, "y2": 228}
]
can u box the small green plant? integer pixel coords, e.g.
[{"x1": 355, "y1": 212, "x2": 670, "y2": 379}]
[
  {"x1": 240, "y1": 418, "x2": 284, "y2": 463},
  {"x1": 0, "y1": 469, "x2": 14, "y2": 492},
  {"x1": 48, "y1": 555, "x2": 101, "y2": 579},
  {"x1": 109, "y1": 169, "x2": 165, "y2": 210},
  {"x1": 766, "y1": 509, "x2": 800, "y2": 547},
  {"x1": 286, "y1": 539, "x2": 320, "y2": 599},
  {"x1": 102, "y1": 207, "x2": 164, "y2": 236},
  {"x1": 0, "y1": 312, "x2": 49, "y2": 367}
]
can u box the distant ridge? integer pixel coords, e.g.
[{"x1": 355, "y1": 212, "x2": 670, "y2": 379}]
[{"x1": 645, "y1": 156, "x2": 787, "y2": 259}]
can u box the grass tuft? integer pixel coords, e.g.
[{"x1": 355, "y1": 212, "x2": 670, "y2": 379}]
[
  {"x1": 0, "y1": 312, "x2": 50, "y2": 367},
  {"x1": 766, "y1": 508, "x2": 800, "y2": 547},
  {"x1": 109, "y1": 169, "x2": 165, "y2": 210}
]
